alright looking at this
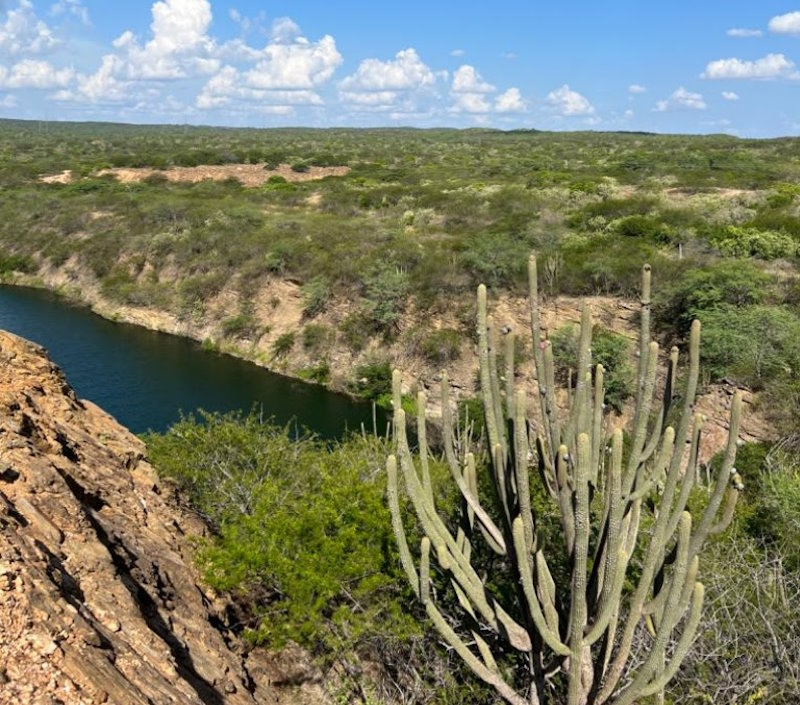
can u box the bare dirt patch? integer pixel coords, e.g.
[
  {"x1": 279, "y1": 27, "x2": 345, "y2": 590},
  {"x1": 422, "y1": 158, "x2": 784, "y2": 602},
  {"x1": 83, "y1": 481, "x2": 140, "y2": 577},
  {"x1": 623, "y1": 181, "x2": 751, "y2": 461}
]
[
  {"x1": 95, "y1": 163, "x2": 350, "y2": 187},
  {"x1": 39, "y1": 169, "x2": 73, "y2": 184}
]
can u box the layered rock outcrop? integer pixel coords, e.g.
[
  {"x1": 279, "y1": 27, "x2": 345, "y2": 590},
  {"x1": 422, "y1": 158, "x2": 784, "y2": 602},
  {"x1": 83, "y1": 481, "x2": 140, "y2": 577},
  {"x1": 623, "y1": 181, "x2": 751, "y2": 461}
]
[{"x1": 0, "y1": 331, "x2": 312, "y2": 704}]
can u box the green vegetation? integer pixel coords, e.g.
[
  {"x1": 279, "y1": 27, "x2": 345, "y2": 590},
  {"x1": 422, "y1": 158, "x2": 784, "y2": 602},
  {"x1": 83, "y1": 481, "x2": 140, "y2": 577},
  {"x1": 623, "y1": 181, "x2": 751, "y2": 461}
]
[
  {"x1": 145, "y1": 411, "x2": 477, "y2": 702},
  {"x1": 388, "y1": 258, "x2": 745, "y2": 705}
]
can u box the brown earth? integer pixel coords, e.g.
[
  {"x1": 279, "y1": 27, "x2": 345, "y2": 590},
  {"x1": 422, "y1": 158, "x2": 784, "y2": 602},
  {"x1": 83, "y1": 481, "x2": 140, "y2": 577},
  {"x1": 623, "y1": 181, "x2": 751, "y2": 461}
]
[
  {"x1": 0, "y1": 330, "x2": 329, "y2": 705},
  {"x1": 39, "y1": 164, "x2": 349, "y2": 187}
]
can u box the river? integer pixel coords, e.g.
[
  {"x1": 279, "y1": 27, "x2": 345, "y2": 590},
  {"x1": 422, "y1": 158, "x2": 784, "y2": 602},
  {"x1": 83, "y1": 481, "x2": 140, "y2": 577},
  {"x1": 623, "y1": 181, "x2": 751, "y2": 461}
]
[{"x1": 0, "y1": 284, "x2": 389, "y2": 438}]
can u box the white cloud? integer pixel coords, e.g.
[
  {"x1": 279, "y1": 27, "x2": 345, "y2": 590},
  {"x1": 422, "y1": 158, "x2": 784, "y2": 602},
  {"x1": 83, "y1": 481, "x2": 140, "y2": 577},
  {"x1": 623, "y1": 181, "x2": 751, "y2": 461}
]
[
  {"x1": 628, "y1": 84, "x2": 646, "y2": 94},
  {"x1": 450, "y1": 92, "x2": 491, "y2": 113},
  {"x1": 769, "y1": 11, "x2": 800, "y2": 35},
  {"x1": 624, "y1": 108, "x2": 634, "y2": 118},
  {"x1": 654, "y1": 86, "x2": 707, "y2": 111},
  {"x1": 495, "y1": 87, "x2": 524, "y2": 113},
  {"x1": 50, "y1": 0, "x2": 89, "y2": 25},
  {"x1": 502, "y1": 52, "x2": 517, "y2": 60},
  {"x1": 726, "y1": 28, "x2": 763, "y2": 38},
  {"x1": 450, "y1": 48, "x2": 465, "y2": 57},
  {"x1": 702, "y1": 53, "x2": 799, "y2": 80},
  {"x1": 0, "y1": 93, "x2": 17, "y2": 107},
  {"x1": 197, "y1": 65, "x2": 324, "y2": 109},
  {"x1": 0, "y1": 58, "x2": 74, "y2": 88},
  {"x1": 452, "y1": 65, "x2": 494, "y2": 93},
  {"x1": 271, "y1": 16, "x2": 301, "y2": 43},
  {"x1": 242, "y1": 35, "x2": 341, "y2": 89},
  {"x1": 546, "y1": 84, "x2": 594, "y2": 116},
  {"x1": 722, "y1": 90, "x2": 740, "y2": 100},
  {"x1": 0, "y1": 0, "x2": 58, "y2": 55},
  {"x1": 340, "y1": 48, "x2": 436, "y2": 92}
]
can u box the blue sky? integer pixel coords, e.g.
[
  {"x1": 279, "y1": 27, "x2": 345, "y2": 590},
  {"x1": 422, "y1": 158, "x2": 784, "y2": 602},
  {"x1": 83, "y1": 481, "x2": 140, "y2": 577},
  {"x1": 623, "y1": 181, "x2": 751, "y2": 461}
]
[{"x1": 0, "y1": 0, "x2": 798, "y2": 135}]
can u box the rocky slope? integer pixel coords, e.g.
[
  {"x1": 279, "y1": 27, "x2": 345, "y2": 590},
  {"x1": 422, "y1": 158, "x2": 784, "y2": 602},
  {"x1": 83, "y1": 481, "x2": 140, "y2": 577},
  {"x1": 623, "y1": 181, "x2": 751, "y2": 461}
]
[{"x1": 0, "y1": 330, "x2": 323, "y2": 705}]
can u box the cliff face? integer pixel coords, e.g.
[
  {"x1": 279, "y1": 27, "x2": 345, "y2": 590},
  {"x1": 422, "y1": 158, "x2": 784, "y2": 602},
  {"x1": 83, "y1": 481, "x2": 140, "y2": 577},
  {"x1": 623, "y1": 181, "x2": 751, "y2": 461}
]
[{"x1": 0, "y1": 330, "x2": 315, "y2": 705}]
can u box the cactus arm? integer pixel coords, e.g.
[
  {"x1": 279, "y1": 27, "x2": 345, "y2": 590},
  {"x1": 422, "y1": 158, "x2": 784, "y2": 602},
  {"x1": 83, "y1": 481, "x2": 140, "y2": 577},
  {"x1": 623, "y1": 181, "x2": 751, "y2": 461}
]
[
  {"x1": 590, "y1": 364, "x2": 605, "y2": 486},
  {"x1": 417, "y1": 390, "x2": 433, "y2": 497},
  {"x1": 514, "y1": 390, "x2": 536, "y2": 553},
  {"x1": 689, "y1": 391, "x2": 743, "y2": 557},
  {"x1": 626, "y1": 583, "x2": 705, "y2": 704},
  {"x1": 513, "y1": 518, "x2": 571, "y2": 656},
  {"x1": 478, "y1": 285, "x2": 503, "y2": 456},
  {"x1": 567, "y1": 434, "x2": 592, "y2": 705},
  {"x1": 585, "y1": 548, "x2": 628, "y2": 646},
  {"x1": 424, "y1": 598, "x2": 531, "y2": 705},
  {"x1": 506, "y1": 332, "x2": 516, "y2": 421},
  {"x1": 624, "y1": 341, "x2": 660, "y2": 495},
  {"x1": 386, "y1": 455, "x2": 420, "y2": 598}
]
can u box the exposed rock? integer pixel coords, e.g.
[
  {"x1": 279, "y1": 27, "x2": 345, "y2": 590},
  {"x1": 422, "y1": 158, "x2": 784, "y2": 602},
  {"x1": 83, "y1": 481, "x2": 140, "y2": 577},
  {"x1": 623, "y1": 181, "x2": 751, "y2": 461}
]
[{"x1": 0, "y1": 330, "x2": 315, "y2": 705}]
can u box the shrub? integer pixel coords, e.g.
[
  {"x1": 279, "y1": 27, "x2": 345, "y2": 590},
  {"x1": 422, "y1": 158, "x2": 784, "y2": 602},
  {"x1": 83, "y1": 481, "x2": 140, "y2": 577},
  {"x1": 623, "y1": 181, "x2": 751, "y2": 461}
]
[
  {"x1": 349, "y1": 358, "x2": 392, "y2": 401},
  {"x1": 301, "y1": 323, "x2": 331, "y2": 351},
  {"x1": 361, "y1": 265, "x2": 410, "y2": 336},
  {"x1": 339, "y1": 311, "x2": 373, "y2": 351},
  {"x1": 419, "y1": 328, "x2": 462, "y2": 363},
  {"x1": 654, "y1": 260, "x2": 771, "y2": 336},
  {"x1": 0, "y1": 252, "x2": 37, "y2": 274},
  {"x1": 296, "y1": 361, "x2": 331, "y2": 385},
  {"x1": 272, "y1": 331, "x2": 295, "y2": 357},
  {"x1": 707, "y1": 225, "x2": 798, "y2": 260},
  {"x1": 222, "y1": 313, "x2": 259, "y2": 340},
  {"x1": 550, "y1": 324, "x2": 634, "y2": 411},
  {"x1": 301, "y1": 276, "x2": 331, "y2": 318},
  {"x1": 700, "y1": 305, "x2": 800, "y2": 388}
]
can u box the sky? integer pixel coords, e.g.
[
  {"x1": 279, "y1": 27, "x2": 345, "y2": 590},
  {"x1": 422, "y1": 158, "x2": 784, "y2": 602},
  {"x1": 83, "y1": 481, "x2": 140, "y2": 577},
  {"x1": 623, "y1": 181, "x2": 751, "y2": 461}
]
[{"x1": 0, "y1": 0, "x2": 798, "y2": 136}]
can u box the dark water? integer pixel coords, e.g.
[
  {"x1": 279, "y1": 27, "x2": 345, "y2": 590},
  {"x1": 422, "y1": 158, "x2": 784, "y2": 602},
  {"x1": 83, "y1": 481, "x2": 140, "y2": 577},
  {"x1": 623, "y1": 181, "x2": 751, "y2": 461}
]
[{"x1": 0, "y1": 285, "x2": 389, "y2": 437}]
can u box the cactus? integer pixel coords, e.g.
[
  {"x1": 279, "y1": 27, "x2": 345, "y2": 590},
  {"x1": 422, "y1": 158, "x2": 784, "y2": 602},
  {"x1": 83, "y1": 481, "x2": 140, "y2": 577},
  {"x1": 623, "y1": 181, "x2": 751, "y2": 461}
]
[{"x1": 387, "y1": 254, "x2": 744, "y2": 705}]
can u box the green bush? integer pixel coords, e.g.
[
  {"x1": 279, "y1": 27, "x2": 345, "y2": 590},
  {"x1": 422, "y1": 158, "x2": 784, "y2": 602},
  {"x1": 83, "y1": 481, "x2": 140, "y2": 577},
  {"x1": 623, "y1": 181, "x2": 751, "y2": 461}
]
[
  {"x1": 0, "y1": 252, "x2": 37, "y2": 274},
  {"x1": 549, "y1": 324, "x2": 633, "y2": 411},
  {"x1": 419, "y1": 328, "x2": 462, "y2": 363},
  {"x1": 361, "y1": 265, "x2": 410, "y2": 336},
  {"x1": 655, "y1": 260, "x2": 771, "y2": 336},
  {"x1": 700, "y1": 305, "x2": 800, "y2": 388},
  {"x1": 296, "y1": 361, "x2": 331, "y2": 385},
  {"x1": 301, "y1": 276, "x2": 331, "y2": 318},
  {"x1": 349, "y1": 358, "x2": 392, "y2": 401},
  {"x1": 301, "y1": 323, "x2": 331, "y2": 351},
  {"x1": 272, "y1": 331, "x2": 295, "y2": 357},
  {"x1": 707, "y1": 225, "x2": 798, "y2": 260},
  {"x1": 339, "y1": 311, "x2": 373, "y2": 351},
  {"x1": 221, "y1": 313, "x2": 259, "y2": 340}
]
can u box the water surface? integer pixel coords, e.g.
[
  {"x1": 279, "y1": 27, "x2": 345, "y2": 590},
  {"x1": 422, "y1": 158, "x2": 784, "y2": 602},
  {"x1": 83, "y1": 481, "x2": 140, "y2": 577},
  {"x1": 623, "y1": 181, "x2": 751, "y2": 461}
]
[{"x1": 0, "y1": 285, "x2": 388, "y2": 437}]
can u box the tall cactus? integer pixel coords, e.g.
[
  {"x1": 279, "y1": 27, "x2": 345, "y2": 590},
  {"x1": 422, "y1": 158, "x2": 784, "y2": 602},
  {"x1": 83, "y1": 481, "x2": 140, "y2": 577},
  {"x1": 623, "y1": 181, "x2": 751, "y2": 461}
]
[{"x1": 387, "y1": 255, "x2": 744, "y2": 705}]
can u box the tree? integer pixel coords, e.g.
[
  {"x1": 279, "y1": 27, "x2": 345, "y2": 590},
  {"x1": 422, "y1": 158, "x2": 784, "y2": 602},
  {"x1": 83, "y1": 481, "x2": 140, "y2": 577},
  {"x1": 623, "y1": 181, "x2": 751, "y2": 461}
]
[{"x1": 387, "y1": 254, "x2": 744, "y2": 705}]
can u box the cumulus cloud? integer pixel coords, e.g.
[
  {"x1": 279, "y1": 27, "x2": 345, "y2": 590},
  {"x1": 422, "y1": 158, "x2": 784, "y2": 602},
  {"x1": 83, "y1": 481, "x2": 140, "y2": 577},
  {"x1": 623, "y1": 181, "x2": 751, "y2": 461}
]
[
  {"x1": 546, "y1": 84, "x2": 594, "y2": 116},
  {"x1": 769, "y1": 11, "x2": 800, "y2": 35},
  {"x1": 451, "y1": 65, "x2": 494, "y2": 93},
  {"x1": 702, "y1": 53, "x2": 799, "y2": 80},
  {"x1": 722, "y1": 90, "x2": 740, "y2": 100},
  {"x1": 628, "y1": 84, "x2": 646, "y2": 94},
  {"x1": 450, "y1": 92, "x2": 491, "y2": 113},
  {"x1": 340, "y1": 48, "x2": 436, "y2": 92},
  {"x1": 338, "y1": 48, "x2": 440, "y2": 113},
  {"x1": 198, "y1": 34, "x2": 341, "y2": 111},
  {"x1": 654, "y1": 86, "x2": 707, "y2": 111},
  {"x1": 495, "y1": 87, "x2": 525, "y2": 113},
  {"x1": 450, "y1": 48, "x2": 465, "y2": 57},
  {"x1": 0, "y1": 58, "x2": 74, "y2": 88},
  {"x1": 0, "y1": 93, "x2": 17, "y2": 107},
  {"x1": 726, "y1": 28, "x2": 763, "y2": 38},
  {"x1": 0, "y1": 0, "x2": 58, "y2": 56}
]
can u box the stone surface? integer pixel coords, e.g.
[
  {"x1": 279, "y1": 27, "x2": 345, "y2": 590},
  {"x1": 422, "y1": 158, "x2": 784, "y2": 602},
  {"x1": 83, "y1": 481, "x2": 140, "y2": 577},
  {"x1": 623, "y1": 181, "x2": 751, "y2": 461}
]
[{"x1": 0, "y1": 330, "x2": 320, "y2": 705}]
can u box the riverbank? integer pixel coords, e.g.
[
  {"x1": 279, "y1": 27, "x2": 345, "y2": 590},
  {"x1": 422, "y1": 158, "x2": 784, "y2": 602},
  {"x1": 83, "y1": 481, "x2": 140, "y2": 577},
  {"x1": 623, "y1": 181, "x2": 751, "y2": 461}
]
[{"x1": 2, "y1": 261, "x2": 772, "y2": 460}]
